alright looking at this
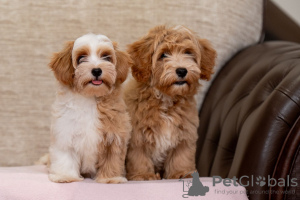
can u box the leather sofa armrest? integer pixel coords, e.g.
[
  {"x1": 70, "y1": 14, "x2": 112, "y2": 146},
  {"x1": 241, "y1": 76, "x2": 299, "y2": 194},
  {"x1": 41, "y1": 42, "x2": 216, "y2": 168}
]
[{"x1": 196, "y1": 41, "x2": 300, "y2": 200}]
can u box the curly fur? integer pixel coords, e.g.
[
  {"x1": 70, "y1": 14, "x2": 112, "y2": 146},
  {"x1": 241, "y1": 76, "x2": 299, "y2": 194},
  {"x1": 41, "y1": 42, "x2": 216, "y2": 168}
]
[{"x1": 124, "y1": 25, "x2": 216, "y2": 180}]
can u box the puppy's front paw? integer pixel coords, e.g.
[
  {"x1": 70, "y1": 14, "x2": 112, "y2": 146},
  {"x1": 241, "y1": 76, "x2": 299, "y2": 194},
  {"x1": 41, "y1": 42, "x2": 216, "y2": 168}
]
[
  {"x1": 95, "y1": 176, "x2": 128, "y2": 184},
  {"x1": 49, "y1": 173, "x2": 84, "y2": 183},
  {"x1": 128, "y1": 173, "x2": 161, "y2": 181},
  {"x1": 166, "y1": 171, "x2": 193, "y2": 179}
]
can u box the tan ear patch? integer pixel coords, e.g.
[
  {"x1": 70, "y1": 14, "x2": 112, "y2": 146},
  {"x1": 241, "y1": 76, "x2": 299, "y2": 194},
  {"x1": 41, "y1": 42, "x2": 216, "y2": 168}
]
[
  {"x1": 198, "y1": 39, "x2": 217, "y2": 81},
  {"x1": 113, "y1": 42, "x2": 132, "y2": 84},
  {"x1": 49, "y1": 41, "x2": 75, "y2": 87}
]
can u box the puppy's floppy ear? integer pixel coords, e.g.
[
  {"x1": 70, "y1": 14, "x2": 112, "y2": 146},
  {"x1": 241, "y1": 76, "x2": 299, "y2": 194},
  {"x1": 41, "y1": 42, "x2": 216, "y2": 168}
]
[
  {"x1": 113, "y1": 42, "x2": 132, "y2": 84},
  {"x1": 198, "y1": 39, "x2": 217, "y2": 81},
  {"x1": 49, "y1": 41, "x2": 75, "y2": 87},
  {"x1": 128, "y1": 25, "x2": 167, "y2": 83}
]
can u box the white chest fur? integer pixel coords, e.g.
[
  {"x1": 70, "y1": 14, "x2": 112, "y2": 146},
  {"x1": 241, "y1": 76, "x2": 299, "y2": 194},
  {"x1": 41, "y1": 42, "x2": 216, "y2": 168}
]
[
  {"x1": 151, "y1": 102, "x2": 178, "y2": 169},
  {"x1": 50, "y1": 85, "x2": 102, "y2": 175},
  {"x1": 151, "y1": 126, "x2": 174, "y2": 168}
]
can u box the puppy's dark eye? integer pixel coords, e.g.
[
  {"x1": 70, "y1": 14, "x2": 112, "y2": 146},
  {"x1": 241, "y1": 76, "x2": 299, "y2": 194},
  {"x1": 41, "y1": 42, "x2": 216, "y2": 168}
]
[
  {"x1": 159, "y1": 53, "x2": 167, "y2": 60},
  {"x1": 184, "y1": 50, "x2": 192, "y2": 55},
  {"x1": 77, "y1": 55, "x2": 87, "y2": 64},
  {"x1": 102, "y1": 54, "x2": 112, "y2": 62}
]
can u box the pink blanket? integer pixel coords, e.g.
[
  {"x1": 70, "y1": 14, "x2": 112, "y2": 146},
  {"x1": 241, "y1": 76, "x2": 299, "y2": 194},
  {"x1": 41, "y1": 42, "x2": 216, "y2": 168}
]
[{"x1": 0, "y1": 165, "x2": 248, "y2": 200}]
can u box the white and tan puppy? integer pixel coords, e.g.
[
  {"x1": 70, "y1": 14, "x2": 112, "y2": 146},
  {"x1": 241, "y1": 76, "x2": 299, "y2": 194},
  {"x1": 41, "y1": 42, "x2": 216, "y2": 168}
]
[{"x1": 48, "y1": 33, "x2": 132, "y2": 184}]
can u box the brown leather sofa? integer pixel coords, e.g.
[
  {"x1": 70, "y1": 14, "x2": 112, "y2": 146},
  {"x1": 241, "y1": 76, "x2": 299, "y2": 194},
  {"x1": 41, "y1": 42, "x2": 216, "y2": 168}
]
[{"x1": 196, "y1": 1, "x2": 300, "y2": 200}]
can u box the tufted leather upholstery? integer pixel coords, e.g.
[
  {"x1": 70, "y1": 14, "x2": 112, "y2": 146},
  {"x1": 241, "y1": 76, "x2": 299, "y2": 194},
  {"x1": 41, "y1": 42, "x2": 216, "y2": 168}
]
[{"x1": 196, "y1": 41, "x2": 300, "y2": 200}]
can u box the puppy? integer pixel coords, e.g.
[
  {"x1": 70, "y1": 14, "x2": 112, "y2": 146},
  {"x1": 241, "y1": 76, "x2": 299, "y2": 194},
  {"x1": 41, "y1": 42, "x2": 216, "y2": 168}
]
[
  {"x1": 124, "y1": 25, "x2": 216, "y2": 180},
  {"x1": 48, "y1": 33, "x2": 132, "y2": 184}
]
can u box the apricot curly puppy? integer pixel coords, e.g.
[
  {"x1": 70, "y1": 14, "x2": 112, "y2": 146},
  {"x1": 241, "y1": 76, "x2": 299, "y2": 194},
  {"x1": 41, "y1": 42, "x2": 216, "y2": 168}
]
[
  {"x1": 48, "y1": 33, "x2": 132, "y2": 184},
  {"x1": 124, "y1": 25, "x2": 216, "y2": 180}
]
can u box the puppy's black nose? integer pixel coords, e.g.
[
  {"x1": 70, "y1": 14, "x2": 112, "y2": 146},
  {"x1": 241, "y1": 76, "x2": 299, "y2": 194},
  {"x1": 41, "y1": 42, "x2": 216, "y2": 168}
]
[
  {"x1": 91, "y1": 68, "x2": 102, "y2": 77},
  {"x1": 176, "y1": 68, "x2": 188, "y2": 78}
]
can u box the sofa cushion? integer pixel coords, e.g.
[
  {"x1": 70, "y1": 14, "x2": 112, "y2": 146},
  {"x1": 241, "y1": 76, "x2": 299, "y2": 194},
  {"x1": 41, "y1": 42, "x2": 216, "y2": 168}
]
[
  {"x1": 0, "y1": 165, "x2": 248, "y2": 200},
  {"x1": 0, "y1": 0, "x2": 263, "y2": 166}
]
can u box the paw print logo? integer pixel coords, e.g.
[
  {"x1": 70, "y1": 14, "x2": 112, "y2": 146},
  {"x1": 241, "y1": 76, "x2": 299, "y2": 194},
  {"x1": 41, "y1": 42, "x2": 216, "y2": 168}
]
[{"x1": 256, "y1": 176, "x2": 266, "y2": 186}]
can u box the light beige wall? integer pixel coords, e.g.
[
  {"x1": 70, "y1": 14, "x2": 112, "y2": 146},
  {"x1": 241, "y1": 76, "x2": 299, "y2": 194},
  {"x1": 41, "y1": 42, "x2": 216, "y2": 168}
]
[{"x1": 272, "y1": 0, "x2": 300, "y2": 25}]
